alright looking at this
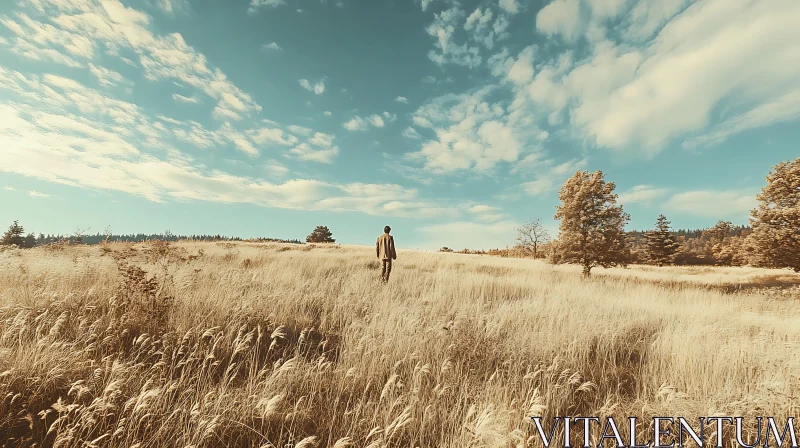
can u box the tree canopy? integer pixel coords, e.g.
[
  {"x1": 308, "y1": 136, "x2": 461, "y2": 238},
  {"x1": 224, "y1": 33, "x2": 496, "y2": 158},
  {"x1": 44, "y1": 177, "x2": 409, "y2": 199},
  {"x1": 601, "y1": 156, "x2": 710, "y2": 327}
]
[
  {"x1": 749, "y1": 157, "x2": 800, "y2": 272},
  {"x1": 647, "y1": 214, "x2": 680, "y2": 266},
  {"x1": 553, "y1": 170, "x2": 630, "y2": 276},
  {"x1": 306, "y1": 225, "x2": 335, "y2": 243},
  {"x1": 1, "y1": 220, "x2": 25, "y2": 247}
]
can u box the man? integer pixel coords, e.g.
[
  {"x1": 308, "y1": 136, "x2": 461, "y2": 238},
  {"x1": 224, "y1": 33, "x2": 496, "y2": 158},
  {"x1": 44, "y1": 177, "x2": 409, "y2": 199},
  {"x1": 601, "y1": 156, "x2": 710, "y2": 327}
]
[{"x1": 376, "y1": 226, "x2": 397, "y2": 283}]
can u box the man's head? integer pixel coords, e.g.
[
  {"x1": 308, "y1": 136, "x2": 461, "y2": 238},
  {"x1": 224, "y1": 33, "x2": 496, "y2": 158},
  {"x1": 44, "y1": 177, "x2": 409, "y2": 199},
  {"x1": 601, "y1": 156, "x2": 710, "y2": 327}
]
[{"x1": 384, "y1": 226, "x2": 391, "y2": 234}]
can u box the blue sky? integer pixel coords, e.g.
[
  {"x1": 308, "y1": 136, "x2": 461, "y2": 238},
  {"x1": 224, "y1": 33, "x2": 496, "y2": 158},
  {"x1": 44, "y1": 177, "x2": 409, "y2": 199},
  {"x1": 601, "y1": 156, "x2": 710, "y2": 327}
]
[{"x1": 0, "y1": 0, "x2": 797, "y2": 250}]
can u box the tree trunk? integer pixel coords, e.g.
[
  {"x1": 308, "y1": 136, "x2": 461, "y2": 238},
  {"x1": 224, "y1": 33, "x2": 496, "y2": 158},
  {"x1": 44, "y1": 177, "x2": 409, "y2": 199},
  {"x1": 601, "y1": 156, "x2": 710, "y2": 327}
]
[{"x1": 582, "y1": 263, "x2": 591, "y2": 277}]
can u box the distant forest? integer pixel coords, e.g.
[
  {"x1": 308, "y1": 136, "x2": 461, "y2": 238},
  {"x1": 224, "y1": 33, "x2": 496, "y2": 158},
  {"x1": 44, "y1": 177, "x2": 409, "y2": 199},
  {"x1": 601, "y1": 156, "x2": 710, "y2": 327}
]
[
  {"x1": 442, "y1": 223, "x2": 755, "y2": 267},
  {"x1": 13, "y1": 231, "x2": 303, "y2": 247}
]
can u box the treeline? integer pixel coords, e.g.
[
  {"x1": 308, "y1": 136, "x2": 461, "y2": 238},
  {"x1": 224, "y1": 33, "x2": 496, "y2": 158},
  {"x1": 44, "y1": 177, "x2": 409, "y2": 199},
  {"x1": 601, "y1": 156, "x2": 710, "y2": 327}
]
[
  {"x1": 625, "y1": 222, "x2": 752, "y2": 266},
  {"x1": 447, "y1": 157, "x2": 799, "y2": 275},
  {"x1": 543, "y1": 157, "x2": 798, "y2": 274},
  {"x1": 443, "y1": 225, "x2": 754, "y2": 266},
  {"x1": 0, "y1": 223, "x2": 303, "y2": 248}
]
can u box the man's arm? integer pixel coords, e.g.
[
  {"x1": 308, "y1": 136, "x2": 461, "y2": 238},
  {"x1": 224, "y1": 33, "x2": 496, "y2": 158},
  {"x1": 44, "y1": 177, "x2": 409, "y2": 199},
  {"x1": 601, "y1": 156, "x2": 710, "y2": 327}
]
[
  {"x1": 390, "y1": 236, "x2": 397, "y2": 260},
  {"x1": 376, "y1": 237, "x2": 380, "y2": 258}
]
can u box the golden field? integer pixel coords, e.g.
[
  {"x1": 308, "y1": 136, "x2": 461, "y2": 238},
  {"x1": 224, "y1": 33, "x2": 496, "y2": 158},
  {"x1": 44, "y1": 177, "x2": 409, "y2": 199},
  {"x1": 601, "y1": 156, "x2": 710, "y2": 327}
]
[{"x1": 0, "y1": 241, "x2": 799, "y2": 447}]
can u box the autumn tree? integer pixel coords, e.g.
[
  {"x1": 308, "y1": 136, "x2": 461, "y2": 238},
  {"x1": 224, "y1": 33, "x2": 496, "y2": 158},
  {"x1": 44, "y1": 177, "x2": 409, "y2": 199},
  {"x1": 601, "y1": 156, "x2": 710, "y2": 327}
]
[
  {"x1": 749, "y1": 157, "x2": 800, "y2": 272},
  {"x1": 306, "y1": 225, "x2": 335, "y2": 243},
  {"x1": 1, "y1": 220, "x2": 25, "y2": 247},
  {"x1": 515, "y1": 218, "x2": 551, "y2": 259},
  {"x1": 553, "y1": 170, "x2": 630, "y2": 276},
  {"x1": 647, "y1": 214, "x2": 680, "y2": 266},
  {"x1": 704, "y1": 220, "x2": 732, "y2": 245}
]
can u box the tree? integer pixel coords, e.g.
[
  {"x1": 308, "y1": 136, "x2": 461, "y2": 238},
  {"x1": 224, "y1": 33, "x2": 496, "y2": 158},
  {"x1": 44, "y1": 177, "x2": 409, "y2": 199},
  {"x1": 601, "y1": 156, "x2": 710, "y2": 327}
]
[
  {"x1": 647, "y1": 214, "x2": 680, "y2": 266},
  {"x1": 306, "y1": 225, "x2": 335, "y2": 243},
  {"x1": 23, "y1": 233, "x2": 37, "y2": 249},
  {"x1": 515, "y1": 218, "x2": 551, "y2": 259},
  {"x1": 749, "y1": 157, "x2": 800, "y2": 272},
  {"x1": 702, "y1": 220, "x2": 735, "y2": 265},
  {"x1": 1, "y1": 220, "x2": 26, "y2": 247},
  {"x1": 703, "y1": 220, "x2": 732, "y2": 245},
  {"x1": 553, "y1": 170, "x2": 630, "y2": 276}
]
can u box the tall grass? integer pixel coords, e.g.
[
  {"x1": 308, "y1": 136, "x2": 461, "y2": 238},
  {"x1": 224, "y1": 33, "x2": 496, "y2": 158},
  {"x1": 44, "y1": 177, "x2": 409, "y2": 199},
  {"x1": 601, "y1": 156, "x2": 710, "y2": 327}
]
[{"x1": 0, "y1": 241, "x2": 798, "y2": 447}]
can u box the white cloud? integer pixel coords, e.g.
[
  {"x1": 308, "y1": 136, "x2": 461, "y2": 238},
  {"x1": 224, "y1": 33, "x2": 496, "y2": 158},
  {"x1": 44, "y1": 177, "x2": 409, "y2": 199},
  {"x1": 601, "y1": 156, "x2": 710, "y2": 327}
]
[
  {"x1": 426, "y1": 7, "x2": 483, "y2": 68},
  {"x1": 499, "y1": 0, "x2": 519, "y2": 15},
  {"x1": 28, "y1": 190, "x2": 50, "y2": 198},
  {"x1": 287, "y1": 125, "x2": 313, "y2": 136},
  {"x1": 467, "y1": 204, "x2": 506, "y2": 223},
  {"x1": 6, "y1": 0, "x2": 262, "y2": 122},
  {"x1": 382, "y1": 111, "x2": 397, "y2": 122},
  {"x1": 368, "y1": 114, "x2": 385, "y2": 128},
  {"x1": 88, "y1": 63, "x2": 125, "y2": 87},
  {"x1": 247, "y1": 126, "x2": 297, "y2": 146},
  {"x1": 487, "y1": 48, "x2": 513, "y2": 77},
  {"x1": 343, "y1": 116, "x2": 368, "y2": 131},
  {"x1": 625, "y1": 0, "x2": 693, "y2": 41},
  {"x1": 249, "y1": 0, "x2": 285, "y2": 13},
  {"x1": 507, "y1": 46, "x2": 535, "y2": 84},
  {"x1": 3, "y1": 186, "x2": 17, "y2": 192},
  {"x1": 519, "y1": 158, "x2": 587, "y2": 196},
  {"x1": 395, "y1": 96, "x2": 408, "y2": 103},
  {"x1": 288, "y1": 143, "x2": 338, "y2": 164},
  {"x1": 0, "y1": 4, "x2": 475, "y2": 219},
  {"x1": 1, "y1": 12, "x2": 96, "y2": 67},
  {"x1": 344, "y1": 114, "x2": 387, "y2": 131},
  {"x1": 402, "y1": 127, "x2": 423, "y2": 140},
  {"x1": 493, "y1": 15, "x2": 511, "y2": 40},
  {"x1": 465, "y1": 8, "x2": 492, "y2": 32},
  {"x1": 299, "y1": 78, "x2": 325, "y2": 95},
  {"x1": 535, "y1": 0, "x2": 581, "y2": 41},
  {"x1": 509, "y1": 152, "x2": 545, "y2": 175},
  {"x1": 262, "y1": 42, "x2": 282, "y2": 51},
  {"x1": 412, "y1": 116, "x2": 434, "y2": 128},
  {"x1": 586, "y1": 0, "x2": 627, "y2": 19},
  {"x1": 520, "y1": 0, "x2": 800, "y2": 155},
  {"x1": 406, "y1": 86, "x2": 541, "y2": 173},
  {"x1": 460, "y1": 6, "x2": 507, "y2": 51},
  {"x1": 0, "y1": 98, "x2": 453, "y2": 218},
  {"x1": 664, "y1": 190, "x2": 758, "y2": 219},
  {"x1": 172, "y1": 93, "x2": 200, "y2": 104},
  {"x1": 155, "y1": 0, "x2": 190, "y2": 16},
  {"x1": 323, "y1": 111, "x2": 332, "y2": 116},
  {"x1": 468, "y1": 204, "x2": 497, "y2": 214},
  {"x1": 683, "y1": 88, "x2": 800, "y2": 149},
  {"x1": 264, "y1": 161, "x2": 289, "y2": 178},
  {"x1": 308, "y1": 132, "x2": 335, "y2": 148},
  {"x1": 617, "y1": 185, "x2": 669, "y2": 204}
]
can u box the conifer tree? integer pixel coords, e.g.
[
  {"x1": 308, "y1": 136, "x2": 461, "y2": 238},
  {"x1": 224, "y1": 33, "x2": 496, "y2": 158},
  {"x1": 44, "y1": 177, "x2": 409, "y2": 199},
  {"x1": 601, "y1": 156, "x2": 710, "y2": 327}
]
[
  {"x1": 647, "y1": 214, "x2": 679, "y2": 266},
  {"x1": 1, "y1": 220, "x2": 25, "y2": 247},
  {"x1": 306, "y1": 225, "x2": 335, "y2": 243}
]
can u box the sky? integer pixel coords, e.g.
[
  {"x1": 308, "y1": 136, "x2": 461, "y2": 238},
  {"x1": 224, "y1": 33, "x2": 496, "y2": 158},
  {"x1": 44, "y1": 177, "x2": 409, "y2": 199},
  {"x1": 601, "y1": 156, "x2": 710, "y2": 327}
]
[{"x1": 0, "y1": 0, "x2": 798, "y2": 251}]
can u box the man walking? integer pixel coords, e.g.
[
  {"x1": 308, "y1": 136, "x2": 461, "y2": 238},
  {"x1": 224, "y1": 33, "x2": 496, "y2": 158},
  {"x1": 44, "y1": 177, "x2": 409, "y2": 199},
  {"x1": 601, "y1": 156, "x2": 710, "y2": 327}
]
[{"x1": 376, "y1": 226, "x2": 397, "y2": 283}]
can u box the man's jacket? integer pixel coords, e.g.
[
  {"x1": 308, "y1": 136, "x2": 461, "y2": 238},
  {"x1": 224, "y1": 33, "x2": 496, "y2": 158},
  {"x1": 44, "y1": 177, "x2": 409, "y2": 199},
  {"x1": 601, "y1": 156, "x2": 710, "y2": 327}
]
[{"x1": 376, "y1": 233, "x2": 397, "y2": 260}]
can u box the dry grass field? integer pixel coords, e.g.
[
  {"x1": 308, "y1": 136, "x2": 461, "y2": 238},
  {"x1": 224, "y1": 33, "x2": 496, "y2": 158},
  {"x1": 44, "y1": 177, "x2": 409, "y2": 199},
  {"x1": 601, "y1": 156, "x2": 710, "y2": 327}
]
[{"x1": 1, "y1": 241, "x2": 799, "y2": 447}]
